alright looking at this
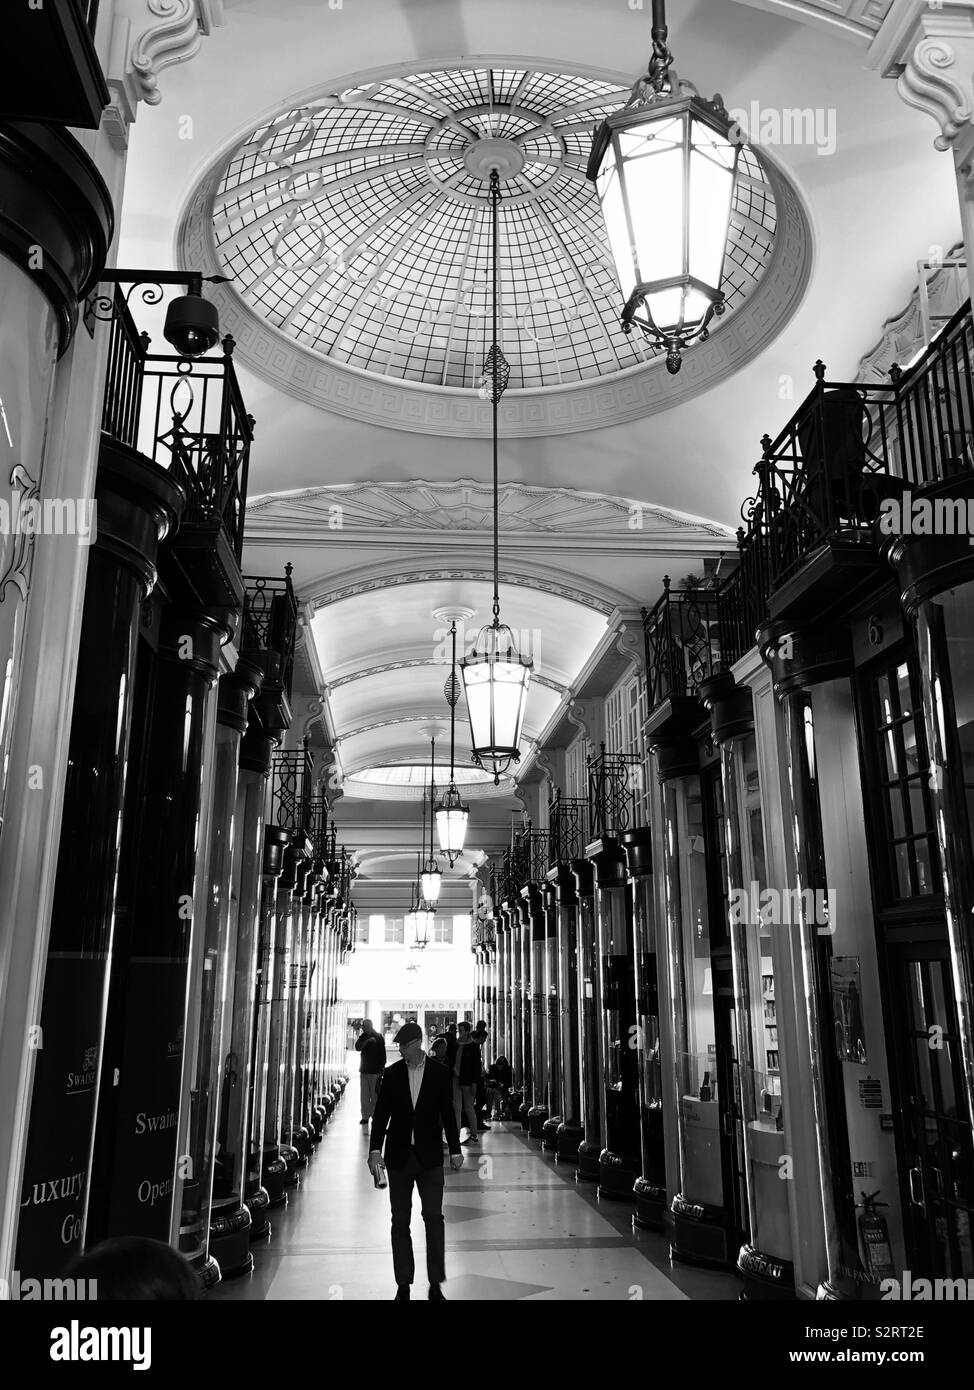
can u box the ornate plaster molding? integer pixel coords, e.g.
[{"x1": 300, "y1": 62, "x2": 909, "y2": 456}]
[
  {"x1": 613, "y1": 620, "x2": 645, "y2": 677},
  {"x1": 868, "y1": 3, "x2": 974, "y2": 153},
  {"x1": 328, "y1": 656, "x2": 565, "y2": 697},
  {"x1": 308, "y1": 566, "x2": 618, "y2": 619},
  {"x1": 565, "y1": 699, "x2": 604, "y2": 747},
  {"x1": 104, "y1": 0, "x2": 225, "y2": 149},
  {"x1": 733, "y1": 0, "x2": 891, "y2": 42},
  {"x1": 856, "y1": 241, "x2": 966, "y2": 381}
]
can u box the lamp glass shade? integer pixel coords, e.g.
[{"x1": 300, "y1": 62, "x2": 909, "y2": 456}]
[
  {"x1": 421, "y1": 868, "x2": 442, "y2": 904},
  {"x1": 404, "y1": 909, "x2": 417, "y2": 937},
  {"x1": 414, "y1": 908, "x2": 434, "y2": 945},
  {"x1": 460, "y1": 623, "x2": 532, "y2": 780},
  {"x1": 436, "y1": 805, "x2": 469, "y2": 856},
  {"x1": 590, "y1": 96, "x2": 739, "y2": 343}
]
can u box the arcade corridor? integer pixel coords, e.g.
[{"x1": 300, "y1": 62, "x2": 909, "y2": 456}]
[{"x1": 211, "y1": 1061, "x2": 737, "y2": 1302}]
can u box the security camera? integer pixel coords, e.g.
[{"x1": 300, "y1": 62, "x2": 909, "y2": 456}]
[{"x1": 164, "y1": 283, "x2": 221, "y2": 358}]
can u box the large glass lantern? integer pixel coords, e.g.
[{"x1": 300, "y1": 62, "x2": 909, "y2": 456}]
[
  {"x1": 421, "y1": 865, "x2": 442, "y2": 905},
  {"x1": 436, "y1": 782, "x2": 469, "y2": 863},
  {"x1": 587, "y1": 4, "x2": 739, "y2": 373},
  {"x1": 414, "y1": 907, "x2": 434, "y2": 948},
  {"x1": 461, "y1": 621, "x2": 532, "y2": 783}
]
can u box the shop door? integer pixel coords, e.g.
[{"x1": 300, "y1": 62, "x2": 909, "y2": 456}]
[{"x1": 888, "y1": 943, "x2": 974, "y2": 1279}]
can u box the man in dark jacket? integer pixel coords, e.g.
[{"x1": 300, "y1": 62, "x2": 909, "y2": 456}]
[
  {"x1": 368, "y1": 1021, "x2": 462, "y2": 1300},
  {"x1": 355, "y1": 1018, "x2": 386, "y2": 1124}
]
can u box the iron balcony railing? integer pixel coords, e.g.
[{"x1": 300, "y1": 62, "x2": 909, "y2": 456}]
[
  {"x1": 270, "y1": 748, "x2": 314, "y2": 833},
  {"x1": 242, "y1": 565, "x2": 299, "y2": 702},
  {"x1": 738, "y1": 299, "x2": 974, "y2": 600},
  {"x1": 643, "y1": 578, "x2": 724, "y2": 710},
  {"x1": 587, "y1": 744, "x2": 640, "y2": 840},
  {"x1": 547, "y1": 791, "x2": 589, "y2": 865},
  {"x1": 514, "y1": 826, "x2": 550, "y2": 888},
  {"x1": 99, "y1": 283, "x2": 253, "y2": 562}
]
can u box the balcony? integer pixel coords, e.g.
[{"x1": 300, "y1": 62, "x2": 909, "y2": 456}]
[
  {"x1": 242, "y1": 567, "x2": 298, "y2": 733},
  {"x1": 587, "y1": 745, "x2": 640, "y2": 841},
  {"x1": 547, "y1": 791, "x2": 589, "y2": 866},
  {"x1": 98, "y1": 283, "x2": 253, "y2": 608},
  {"x1": 737, "y1": 300, "x2": 974, "y2": 624},
  {"x1": 270, "y1": 748, "x2": 314, "y2": 841}
]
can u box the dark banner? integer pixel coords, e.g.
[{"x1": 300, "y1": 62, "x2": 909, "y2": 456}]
[{"x1": 17, "y1": 955, "x2": 107, "y2": 1279}]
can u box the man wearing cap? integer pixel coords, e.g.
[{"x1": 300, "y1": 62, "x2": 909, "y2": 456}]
[{"x1": 367, "y1": 1020, "x2": 463, "y2": 1301}]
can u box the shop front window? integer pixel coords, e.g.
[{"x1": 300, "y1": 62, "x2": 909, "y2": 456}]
[
  {"x1": 674, "y1": 776, "x2": 721, "y2": 1207},
  {"x1": 870, "y1": 660, "x2": 939, "y2": 902}
]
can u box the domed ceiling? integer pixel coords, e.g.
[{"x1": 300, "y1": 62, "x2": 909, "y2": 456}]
[{"x1": 178, "y1": 60, "x2": 814, "y2": 435}]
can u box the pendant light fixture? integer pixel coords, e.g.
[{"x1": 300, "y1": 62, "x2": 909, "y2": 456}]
[
  {"x1": 420, "y1": 734, "x2": 442, "y2": 905},
  {"x1": 435, "y1": 619, "x2": 470, "y2": 865},
  {"x1": 587, "y1": 0, "x2": 740, "y2": 374},
  {"x1": 460, "y1": 167, "x2": 532, "y2": 783}
]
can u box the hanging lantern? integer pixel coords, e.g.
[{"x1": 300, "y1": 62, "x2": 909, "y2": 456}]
[
  {"x1": 435, "y1": 618, "x2": 470, "y2": 863},
  {"x1": 461, "y1": 621, "x2": 532, "y2": 783},
  {"x1": 421, "y1": 865, "x2": 442, "y2": 904},
  {"x1": 587, "y1": 0, "x2": 739, "y2": 373},
  {"x1": 420, "y1": 733, "x2": 442, "y2": 902},
  {"x1": 436, "y1": 781, "x2": 469, "y2": 864},
  {"x1": 414, "y1": 907, "x2": 434, "y2": 947}
]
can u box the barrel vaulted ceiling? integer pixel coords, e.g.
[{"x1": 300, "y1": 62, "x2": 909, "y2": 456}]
[{"x1": 118, "y1": 0, "x2": 957, "y2": 908}]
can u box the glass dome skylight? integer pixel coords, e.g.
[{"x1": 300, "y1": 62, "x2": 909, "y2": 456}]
[{"x1": 210, "y1": 64, "x2": 779, "y2": 392}]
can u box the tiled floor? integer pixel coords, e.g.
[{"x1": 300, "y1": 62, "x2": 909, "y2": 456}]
[{"x1": 212, "y1": 1073, "x2": 742, "y2": 1302}]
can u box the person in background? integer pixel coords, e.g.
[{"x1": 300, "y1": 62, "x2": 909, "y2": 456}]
[
  {"x1": 452, "y1": 1021, "x2": 481, "y2": 1144},
  {"x1": 428, "y1": 1034, "x2": 448, "y2": 1063},
  {"x1": 487, "y1": 1055, "x2": 513, "y2": 1119},
  {"x1": 471, "y1": 1027, "x2": 491, "y2": 1131},
  {"x1": 355, "y1": 1018, "x2": 387, "y2": 1125},
  {"x1": 444, "y1": 1022, "x2": 458, "y2": 1072},
  {"x1": 367, "y1": 1021, "x2": 462, "y2": 1300}
]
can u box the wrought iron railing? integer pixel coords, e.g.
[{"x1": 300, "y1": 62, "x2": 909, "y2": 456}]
[
  {"x1": 270, "y1": 748, "x2": 314, "y2": 832},
  {"x1": 308, "y1": 794, "x2": 331, "y2": 861},
  {"x1": 518, "y1": 827, "x2": 550, "y2": 886},
  {"x1": 643, "y1": 578, "x2": 723, "y2": 709},
  {"x1": 587, "y1": 744, "x2": 640, "y2": 839},
  {"x1": 98, "y1": 286, "x2": 253, "y2": 563},
  {"x1": 242, "y1": 565, "x2": 298, "y2": 701},
  {"x1": 547, "y1": 791, "x2": 588, "y2": 865},
  {"x1": 501, "y1": 840, "x2": 528, "y2": 902},
  {"x1": 738, "y1": 300, "x2": 974, "y2": 596}
]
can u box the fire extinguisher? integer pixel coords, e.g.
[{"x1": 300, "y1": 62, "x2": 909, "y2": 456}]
[{"x1": 857, "y1": 1190, "x2": 896, "y2": 1283}]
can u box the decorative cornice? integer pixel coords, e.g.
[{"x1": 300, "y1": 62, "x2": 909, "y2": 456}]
[
  {"x1": 308, "y1": 566, "x2": 617, "y2": 618},
  {"x1": 868, "y1": 3, "x2": 974, "y2": 153},
  {"x1": 565, "y1": 699, "x2": 603, "y2": 746},
  {"x1": 104, "y1": 0, "x2": 225, "y2": 149},
  {"x1": 734, "y1": 0, "x2": 892, "y2": 42},
  {"x1": 856, "y1": 241, "x2": 966, "y2": 381},
  {"x1": 328, "y1": 657, "x2": 565, "y2": 697},
  {"x1": 246, "y1": 479, "x2": 732, "y2": 541},
  {"x1": 613, "y1": 620, "x2": 645, "y2": 677}
]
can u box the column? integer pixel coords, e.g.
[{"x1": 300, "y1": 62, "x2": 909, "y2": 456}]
[
  {"x1": 176, "y1": 657, "x2": 261, "y2": 1286},
  {"x1": 253, "y1": 830, "x2": 289, "y2": 1209},
  {"x1": 517, "y1": 900, "x2": 534, "y2": 1130},
  {"x1": 210, "y1": 725, "x2": 273, "y2": 1268},
  {"x1": 14, "y1": 440, "x2": 182, "y2": 1278},
  {"x1": 762, "y1": 620, "x2": 861, "y2": 1297},
  {"x1": 590, "y1": 840, "x2": 641, "y2": 1199},
  {"x1": 573, "y1": 860, "x2": 601, "y2": 1181},
  {"x1": 505, "y1": 905, "x2": 524, "y2": 1117},
  {"x1": 524, "y1": 885, "x2": 549, "y2": 1138},
  {"x1": 85, "y1": 600, "x2": 227, "y2": 1250},
  {"x1": 550, "y1": 863, "x2": 583, "y2": 1162},
  {"x1": 622, "y1": 826, "x2": 667, "y2": 1231},
  {"x1": 541, "y1": 882, "x2": 563, "y2": 1152}
]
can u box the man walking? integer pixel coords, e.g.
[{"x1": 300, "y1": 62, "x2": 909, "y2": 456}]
[
  {"x1": 355, "y1": 1018, "x2": 386, "y2": 1125},
  {"x1": 368, "y1": 1022, "x2": 462, "y2": 1300}
]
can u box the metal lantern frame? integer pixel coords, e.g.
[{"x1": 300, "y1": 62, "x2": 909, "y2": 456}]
[
  {"x1": 586, "y1": 0, "x2": 740, "y2": 374},
  {"x1": 420, "y1": 734, "x2": 442, "y2": 905},
  {"x1": 436, "y1": 618, "x2": 470, "y2": 864},
  {"x1": 460, "y1": 167, "x2": 533, "y2": 783}
]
